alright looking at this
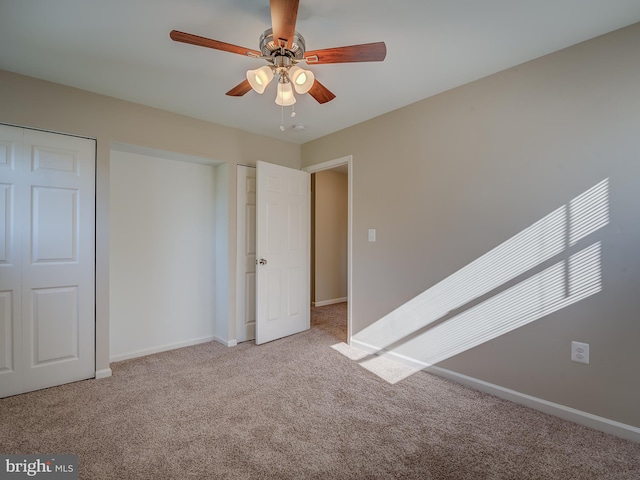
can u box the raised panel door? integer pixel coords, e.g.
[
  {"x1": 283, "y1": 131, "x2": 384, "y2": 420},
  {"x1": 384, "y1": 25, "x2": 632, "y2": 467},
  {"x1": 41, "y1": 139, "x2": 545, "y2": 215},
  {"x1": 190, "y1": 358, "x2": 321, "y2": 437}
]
[
  {"x1": 255, "y1": 161, "x2": 310, "y2": 345},
  {"x1": 0, "y1": 124, "x2": 95, "y2": 397}
]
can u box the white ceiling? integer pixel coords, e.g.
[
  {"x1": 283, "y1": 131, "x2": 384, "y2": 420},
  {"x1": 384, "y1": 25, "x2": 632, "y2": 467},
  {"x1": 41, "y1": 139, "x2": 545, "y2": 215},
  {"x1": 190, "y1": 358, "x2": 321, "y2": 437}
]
[{"x1": 1, "y1": 1, "x2": 639, "y2": 144}]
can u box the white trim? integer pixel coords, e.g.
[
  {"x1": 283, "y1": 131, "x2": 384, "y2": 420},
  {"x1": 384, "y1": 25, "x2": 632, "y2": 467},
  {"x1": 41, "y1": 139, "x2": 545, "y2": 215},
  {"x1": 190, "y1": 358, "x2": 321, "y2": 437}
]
[
  {"x1": 303, "y1": 156, "x2": 352, "y2": 174},
  {"x1": 303, "y1": 155, "x2": 353, "y2": 342},
  {"x1": 313, "y1": 297, "x2": 348, "y2": 307},
  {"x1": 110, "y1": 335, "x2": 216, "y2": 363},
  {"x1": 350, "y1": 339, "x2": 382, "y2": 354},
  {"x1": 95, "y1": 368, "x2": 112, "y2": 379},
  {"x1": 236, "y1": 164, "x2": 256, "y2": 343},
  {"x1": 347, "y1": 159, "x2": 353, "y2": 342},
  {"x1": 111, "y1": 141, "x2": 222, "y2": 166},
  {"x1": 216, "y1": 337, "x2": 238, "y2": 347},
  {"x1": 1, "y1": 121, "x2": 96, "y2": 141},
  {"x1": 350, "y1": 339, "x2": 640, "y2": 443}
]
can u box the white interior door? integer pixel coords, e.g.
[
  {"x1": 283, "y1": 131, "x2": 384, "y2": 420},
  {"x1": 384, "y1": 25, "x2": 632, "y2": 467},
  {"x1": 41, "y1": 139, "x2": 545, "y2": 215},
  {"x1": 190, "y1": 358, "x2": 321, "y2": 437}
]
[
  {"x1": 236, "y1": 165, "x2": 257, "y2": 342},
  {"x1": 255, "y1": 161, "x2": 310, "y2": 345},
  {"x1": 0, "y1": 124, "x2": 95, "y2": 398}
]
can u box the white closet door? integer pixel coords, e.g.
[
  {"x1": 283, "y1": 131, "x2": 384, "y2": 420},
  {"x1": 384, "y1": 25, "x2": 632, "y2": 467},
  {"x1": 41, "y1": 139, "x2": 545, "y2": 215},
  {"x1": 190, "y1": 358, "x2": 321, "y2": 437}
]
[
  {"x1": 0, "y1": 124, "x2": 95, "y2": 398},
  {"x1": 0, "y1": 125, "x2": 24, "y2": 396}
]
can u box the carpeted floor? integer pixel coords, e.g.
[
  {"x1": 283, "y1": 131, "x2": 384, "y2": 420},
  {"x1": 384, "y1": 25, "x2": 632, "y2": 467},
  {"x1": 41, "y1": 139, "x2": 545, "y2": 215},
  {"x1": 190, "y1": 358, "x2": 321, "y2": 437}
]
[{"x1": 1, "y1": 303, "x2": 639, "y2": 479}]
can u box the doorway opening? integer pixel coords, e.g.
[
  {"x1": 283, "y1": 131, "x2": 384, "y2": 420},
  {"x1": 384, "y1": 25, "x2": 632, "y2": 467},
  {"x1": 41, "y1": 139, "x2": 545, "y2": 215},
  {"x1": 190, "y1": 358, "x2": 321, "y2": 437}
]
[{"x1": 304, "y1": 156, "x2": 353, "y2": 343}]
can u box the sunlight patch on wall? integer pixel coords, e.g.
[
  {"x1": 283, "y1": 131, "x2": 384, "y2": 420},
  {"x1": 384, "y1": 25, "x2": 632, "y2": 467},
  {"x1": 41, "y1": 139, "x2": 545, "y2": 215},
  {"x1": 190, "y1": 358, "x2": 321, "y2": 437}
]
[
  {"x1": 391, "y1": 242, "x2": 601, "y2": 366},
  {"x1": 352, "y1": 179, "x2": 609, "y2": 370},
  {"x1": 570, "y1": 179, "x2": 609, "y2": 246},
  {"x1": 355, "y1": 206, "x2": 567, "y2": 349}
]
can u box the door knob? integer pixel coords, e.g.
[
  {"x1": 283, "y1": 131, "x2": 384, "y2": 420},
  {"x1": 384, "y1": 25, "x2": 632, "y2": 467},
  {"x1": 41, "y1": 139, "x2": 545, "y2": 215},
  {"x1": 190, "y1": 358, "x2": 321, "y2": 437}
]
[{"x1": 258, "y1": 258, "x2": 267, "y2": 266}]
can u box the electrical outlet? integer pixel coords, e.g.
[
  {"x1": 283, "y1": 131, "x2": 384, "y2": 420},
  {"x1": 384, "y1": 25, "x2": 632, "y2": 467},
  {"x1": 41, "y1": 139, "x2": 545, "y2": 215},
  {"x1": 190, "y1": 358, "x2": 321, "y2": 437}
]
[{"x1": 571, "y1": 341, "x2": 589, "y2": 364}]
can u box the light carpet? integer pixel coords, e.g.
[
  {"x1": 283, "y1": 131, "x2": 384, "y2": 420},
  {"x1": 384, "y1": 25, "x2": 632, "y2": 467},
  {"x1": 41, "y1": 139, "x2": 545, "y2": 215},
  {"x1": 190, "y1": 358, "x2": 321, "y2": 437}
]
[{"x1": 2, "y1": 303, "x2": 639, "y2": 479}]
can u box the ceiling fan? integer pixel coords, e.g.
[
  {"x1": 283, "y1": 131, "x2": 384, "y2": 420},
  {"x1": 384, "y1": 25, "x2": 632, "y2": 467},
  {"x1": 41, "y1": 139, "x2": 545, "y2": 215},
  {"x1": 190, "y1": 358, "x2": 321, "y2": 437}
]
[{"x1": 169, "y1": 0, "x2": 386, "y2": 107}]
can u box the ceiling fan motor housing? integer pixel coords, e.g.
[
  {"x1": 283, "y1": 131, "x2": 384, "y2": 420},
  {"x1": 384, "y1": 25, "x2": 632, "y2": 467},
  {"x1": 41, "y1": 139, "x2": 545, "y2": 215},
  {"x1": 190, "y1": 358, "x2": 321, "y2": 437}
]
[{"x1": 259, "y1": 28, "x2": 306, "y2": 60}]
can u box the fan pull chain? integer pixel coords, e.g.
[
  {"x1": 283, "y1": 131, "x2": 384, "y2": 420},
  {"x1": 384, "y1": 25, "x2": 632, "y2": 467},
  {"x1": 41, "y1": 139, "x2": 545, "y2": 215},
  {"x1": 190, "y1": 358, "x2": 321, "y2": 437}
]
[
  {"x1": 280, "y1": 106, "x2": 285, "y2": 131},
  {"x1": 291, "y1": 104, "x2": 296, "y2": 118}
]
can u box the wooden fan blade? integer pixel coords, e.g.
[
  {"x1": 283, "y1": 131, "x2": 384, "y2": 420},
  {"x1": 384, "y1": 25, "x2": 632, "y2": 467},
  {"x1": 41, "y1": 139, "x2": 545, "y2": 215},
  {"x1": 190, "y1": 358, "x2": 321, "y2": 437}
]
[
  {"x1": 170, "y1": 30, "x2": 261, "y2": 57},
  {"x1": 305, "y1": 42, "x2": 387, "y2": 64},
  {"x1": 308, "y1": 80, "x2": 336, "y2": 104},
  {"x1": 270, "y1": 0, "x2": 299, "y2": 50},
  {"x1": 226, "y1": 79, "x2": 253, "y2": 97}
]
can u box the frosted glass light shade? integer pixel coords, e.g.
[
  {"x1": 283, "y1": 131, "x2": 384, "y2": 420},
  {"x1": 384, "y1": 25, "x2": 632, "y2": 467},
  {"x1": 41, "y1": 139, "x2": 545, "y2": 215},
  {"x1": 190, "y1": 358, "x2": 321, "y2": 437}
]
[
  {"x1": 246, "y1": 66, "x2": 274, "y2": 94},
  {"x1": 275, "y1": 81, "x2": 296, "y2": 106},
  {"x1": 289, "y1": 66, "x2": 315, "y2": 94}
]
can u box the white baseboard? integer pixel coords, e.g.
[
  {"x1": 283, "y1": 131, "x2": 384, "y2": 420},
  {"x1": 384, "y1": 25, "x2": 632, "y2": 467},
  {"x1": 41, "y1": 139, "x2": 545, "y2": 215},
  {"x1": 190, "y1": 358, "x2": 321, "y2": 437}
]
[
  {"x1": 215, "y1": 336, "x2": 237, "y2": 347},
  {"x1": 313, "y1": 297, "x2": 347, "y2": 307},
  {"x1": 95, "y1": 368, "x2": 112, "y2": 379},
  {"x1": 351, "y1": 339, "x2": 640, "y2": 443},
  {"x1": 110, "y1": 335, "x2": 216, "y2": 363}
]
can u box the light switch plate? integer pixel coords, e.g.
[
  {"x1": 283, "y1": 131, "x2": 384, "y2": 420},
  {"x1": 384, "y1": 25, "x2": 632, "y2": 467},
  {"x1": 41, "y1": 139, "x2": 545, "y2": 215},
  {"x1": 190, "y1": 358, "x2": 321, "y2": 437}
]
[{"x1": 368, "y1": 229, "x2": 376, "y2": 242}]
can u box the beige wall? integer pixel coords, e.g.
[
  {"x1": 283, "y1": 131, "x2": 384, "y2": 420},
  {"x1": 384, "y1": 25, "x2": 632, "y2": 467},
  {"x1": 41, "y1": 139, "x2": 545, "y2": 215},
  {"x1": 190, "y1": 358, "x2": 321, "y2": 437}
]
[
  {"x1": 302, "y1": 23, "x2": 640, "y2": 428},
  {"x1": 0, "y1": 69, "x2": 300, "y2": 375},
  {"x1": 314, "y1": 170, "x2": 348, "y2": 304}
]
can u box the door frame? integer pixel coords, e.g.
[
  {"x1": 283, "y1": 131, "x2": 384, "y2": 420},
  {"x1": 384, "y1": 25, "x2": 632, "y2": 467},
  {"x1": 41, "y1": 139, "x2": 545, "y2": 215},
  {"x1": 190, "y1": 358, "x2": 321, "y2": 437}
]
[
  {"x1": 235, "y1": 164, "x2": 256, "y2": 344},
  {"x1": 302, "y1": 155, "x2": 353, "y2": 343}
]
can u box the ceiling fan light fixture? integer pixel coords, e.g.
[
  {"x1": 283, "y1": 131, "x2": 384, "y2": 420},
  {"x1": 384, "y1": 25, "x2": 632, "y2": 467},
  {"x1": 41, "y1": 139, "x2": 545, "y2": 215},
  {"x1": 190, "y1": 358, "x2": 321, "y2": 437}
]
[
  {"x1": 246, "y1": 66, "x2": 274, "y2": 94},
  {"x1": 275, "y1": 80, "x2": 296, "y2": 106},
  {"x1": 288, "y1": 66, "x2": 315, "y2": 94},
  {"x1": 171, "y1": 2, "x2": 387, "y2": 110}
]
